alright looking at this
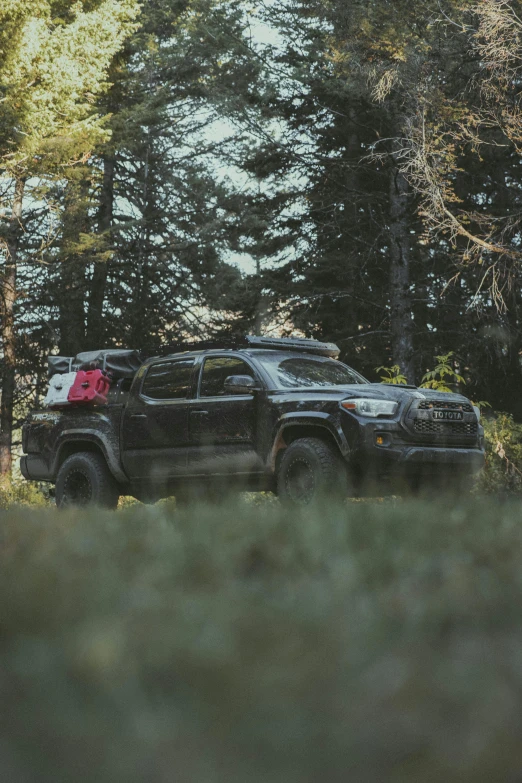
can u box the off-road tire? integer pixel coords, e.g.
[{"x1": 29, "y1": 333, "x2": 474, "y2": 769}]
[
  {"x1": 56, "y1": 451, "x2": 120, "y2": 509},
  {"x1": 277, "y1": 437, "x2": 347, "y2": 505}
]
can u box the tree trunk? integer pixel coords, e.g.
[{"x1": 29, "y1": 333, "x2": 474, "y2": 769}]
[
  {"x1": 389, "y1": 156, "x2": 415, "y2": 383},
  {"x1": 0, "y1": 177, "x2": 25, "y2": 481},
  {"x1": 501, "y1": 288, "x2": 522, "y2": 419},
  {"x1": 86, "y1": 154, "x2": 115, "y2": 348},
  {"x1": 58, "y1": 176, "x2": 89, "y2": 356},
  {"x1": 130, "y1": 140, "x2": 151, "y2": 347},
  {"x1": 343, "y1": 107, "x2": 362, "y2": 339}
]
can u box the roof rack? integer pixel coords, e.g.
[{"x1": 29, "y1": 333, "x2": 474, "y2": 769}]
[
  {"x1": 149, "y1": 339, "x2": 236, "y2": 357},
  {"x1": 245, "y1": 335, "x2": 340, "y2": 358},
  {"x1": 152, "y1": 335, "x2": 340, "y2": 359}
]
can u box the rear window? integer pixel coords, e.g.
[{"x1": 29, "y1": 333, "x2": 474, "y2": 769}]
[{"x1": 260, "y1": 355, "x2": 367, "y2": 389}]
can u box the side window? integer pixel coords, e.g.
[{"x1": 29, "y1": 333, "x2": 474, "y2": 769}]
[
  {"x1": 199, "y1": 357, "x2": 255, "y2": 397},
  {"x1": 142, "y1": 358, "x2": 195, "y2": 400}
]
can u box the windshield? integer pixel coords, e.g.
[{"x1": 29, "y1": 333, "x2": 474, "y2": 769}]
[{"x1": 259, "y1": 354, "x2": 367, "y2": 389}]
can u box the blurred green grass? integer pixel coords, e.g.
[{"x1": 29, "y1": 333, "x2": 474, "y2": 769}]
[{"x1": 2, "y1": 497, "x2": 522, "y2": 782}]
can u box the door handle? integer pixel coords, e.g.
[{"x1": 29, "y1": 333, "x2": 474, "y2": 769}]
[
  {"x1": 130, "y1": 413, "x2": 147, "y2": 419},
  {"x1": 190, "y1": 410, "x2": 209, "y2": 416}
]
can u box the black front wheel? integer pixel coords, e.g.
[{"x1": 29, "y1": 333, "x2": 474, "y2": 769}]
[
  {"x1": 277, "y1": 437, "x2": 347, "y2": 505},
  {"x1": 56, "y1": 452, "x2": 120, "y2": 509}
]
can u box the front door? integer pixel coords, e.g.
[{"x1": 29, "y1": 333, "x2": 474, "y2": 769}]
[
  {"x1": 187, "y1": 355, "x2": 264, "y2": 475},
  {"x1": 122, "y1": 357, "x2": 196, "y2": 483}
]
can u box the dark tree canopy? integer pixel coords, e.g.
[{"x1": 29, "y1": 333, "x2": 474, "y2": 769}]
[{"x1": 3, "y1": 0, "x2": 522, "y2": 479}]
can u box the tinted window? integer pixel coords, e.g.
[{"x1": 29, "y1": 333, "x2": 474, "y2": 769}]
[
  {"x1": 142, "y1": 359, "x2": 195, "y2": 400},
  {"x1": 261, "y1": 355, "x2": 367, "y2": 389},
  {"x1": 200, "y1": 357, "x2": 255, "y2": 397}
]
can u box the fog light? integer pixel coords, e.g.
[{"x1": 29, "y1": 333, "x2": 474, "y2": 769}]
[
  {"x1": 375, "y1": 433, "x2": 390, "y2": 447},
  {"x1": 376, "y1": 435, "x2": 384, "y2": 446}
]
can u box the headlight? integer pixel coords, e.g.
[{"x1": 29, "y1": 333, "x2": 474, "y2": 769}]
[
  {"x1": 472, "y1": 405, "x2": 481, "y2": 422},
  {"x1": 341, "y1": 398, "x2": 398, "y2": 418}
]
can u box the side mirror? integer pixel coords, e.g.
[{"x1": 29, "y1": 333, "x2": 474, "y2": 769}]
[{"x1": 223, "y1": 375, "x2": 260, "y2": 394}]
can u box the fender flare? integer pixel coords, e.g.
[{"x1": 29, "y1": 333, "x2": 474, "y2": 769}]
[
  {"x1": 53, "y1": 431, "x2": 128, "y2": 484},
  {"x1": 268, "y1": 412, "x2": 349, "y2": 471}
]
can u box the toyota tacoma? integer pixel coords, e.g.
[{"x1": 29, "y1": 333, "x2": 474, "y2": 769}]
[{"x1": 20, "y1": 336, "x2": 485, "y2": 506}]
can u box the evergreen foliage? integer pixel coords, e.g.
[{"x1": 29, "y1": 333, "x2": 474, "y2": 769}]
[
  {"x1": 0, "y1": 0, "x2": 140, "y2": 478},
  {"x1": 0, "y1": 0, "x2": 140, "y2": 169},
  {"x1": 3, "y1": 0, "x2": 522, "y2": 479},
  {"x1": 229, "y1": 0, "x2": 522, "y2": 413}
]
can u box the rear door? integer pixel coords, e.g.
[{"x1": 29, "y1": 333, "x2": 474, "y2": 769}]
[
  {"x1": 121, "y1": 357, "x2": 196, "y2": 483},
  {"x1": 187, "y1": 354, "x2": 264, "y2": 475}
]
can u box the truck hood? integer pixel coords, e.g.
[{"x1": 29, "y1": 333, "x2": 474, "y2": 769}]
[
  {"x1": 363, "y1": 384, "x2": 472, "y2": 404},
  {"x1": 270, "y1": 384, "x2": 473, "y2": 405}
]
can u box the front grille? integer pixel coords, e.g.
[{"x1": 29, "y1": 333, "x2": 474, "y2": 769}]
[
  {"x1": 418, "y1": 400, "x2": 473, "y2": 413},
  {"x1": 413, "y1": 419, "x2": 478, "y2": 435}
]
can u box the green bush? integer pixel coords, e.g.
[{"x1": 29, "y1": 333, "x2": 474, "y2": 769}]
[
  {"x1": 478, "y1": 412, "x2": 522, "y2": 495},
  {"x1": 2, "y1": 498, "x2": 522, "y2": 782},
  {"x1": 0, "y1": 479, "x2": 50, "y2": 509}
]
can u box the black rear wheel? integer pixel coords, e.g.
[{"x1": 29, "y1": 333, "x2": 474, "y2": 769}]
[
  {"x1": 277, "y1": 437, "x2": 347, "y2": 505},
  {"x1": 56, "y1": 451, "x2": 120, "y2": 509},
  {"x1": 63, "y1": 470, "x2": 92, "y2": 505}
]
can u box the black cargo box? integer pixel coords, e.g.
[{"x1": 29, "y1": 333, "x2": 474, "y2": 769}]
[
  {"x1": 48, "y1": 349, "x2": 142, "y2": 379},
  {"x1": 47, "y1": 356, "x2": 73, "y2": 377}
]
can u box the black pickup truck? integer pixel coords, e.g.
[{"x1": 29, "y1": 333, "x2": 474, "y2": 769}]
[{"x1": 20, "y1": 336, "x2": 485, "y2": 507}]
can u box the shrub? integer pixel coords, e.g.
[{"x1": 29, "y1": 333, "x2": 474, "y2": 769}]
[
  {"x1": 2, "y1": 498, "x2": 522, "y2": 782},
  {"x1": 478, "y1": 412, "x2": 522, "y2": 495},
  {"x1": 0, "y1": 479, "x2": 50, "y2": 509}
]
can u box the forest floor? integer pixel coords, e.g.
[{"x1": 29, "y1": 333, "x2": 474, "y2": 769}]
[{"x1": 1, "y1": 495, "x2": 522, "y2": 783}]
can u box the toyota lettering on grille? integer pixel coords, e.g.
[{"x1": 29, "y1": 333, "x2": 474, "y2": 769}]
[{"x1": 432, "y1": 409, "x2": 464, "y2": 421}]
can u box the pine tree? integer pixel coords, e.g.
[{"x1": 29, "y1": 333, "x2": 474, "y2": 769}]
[
  {"x1": 1, "y1": 0, "x2": 266, "y2": 486},
  {"x1": 0, "y1": 0, "x2": 140, "y2": 479},
  {"x1": 46, "y1": 0, "x2": 263, "y2": 355},
  {"x1": 223, "y1": 0, "x2": 521, "y2": 393}
]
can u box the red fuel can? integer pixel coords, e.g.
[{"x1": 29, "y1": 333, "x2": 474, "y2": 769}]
[{"x1": 67, "y1": 370, "x2": 111, "y2": 406}]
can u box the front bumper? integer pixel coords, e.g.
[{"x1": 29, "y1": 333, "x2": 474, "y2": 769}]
[
  {"x1": 344, "y1": 417, "x2": 485, "y2": 476},
  {"x1": 393, "y1": 445, "x2": 484, "y2": 470}
]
